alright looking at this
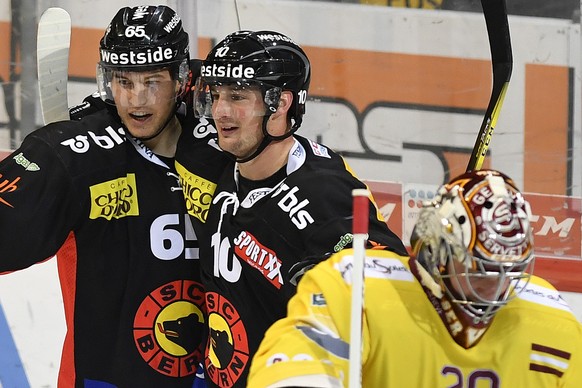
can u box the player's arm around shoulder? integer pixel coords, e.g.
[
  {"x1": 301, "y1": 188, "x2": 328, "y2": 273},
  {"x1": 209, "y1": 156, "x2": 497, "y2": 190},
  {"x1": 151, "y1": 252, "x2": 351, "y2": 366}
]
[{"x1": 68, "y1": 92, "x2": 110, "y2": 120}]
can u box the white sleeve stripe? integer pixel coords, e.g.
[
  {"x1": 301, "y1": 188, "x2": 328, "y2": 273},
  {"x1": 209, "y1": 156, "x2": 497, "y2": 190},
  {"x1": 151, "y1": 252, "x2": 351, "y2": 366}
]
[{"x1": 530, "y1": 353, "x2": 569, "y2": 370}]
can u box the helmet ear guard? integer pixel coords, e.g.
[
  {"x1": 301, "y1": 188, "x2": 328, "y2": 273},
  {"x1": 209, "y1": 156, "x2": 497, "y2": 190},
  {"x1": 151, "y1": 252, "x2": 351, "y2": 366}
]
[{"x1": 264, "y1": 87, "x2": 282, "y2": 113}]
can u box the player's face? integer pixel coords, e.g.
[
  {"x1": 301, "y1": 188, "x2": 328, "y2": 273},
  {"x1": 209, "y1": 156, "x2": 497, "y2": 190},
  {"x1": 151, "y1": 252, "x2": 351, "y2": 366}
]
[
  {"x1": 448, "y1": 258, "x2": 511, "y2": 303},
  {"x1": 111, "y1": 69, "x2": 178, "y2": 138},
  {"x1": 210, "y1": 84, "x2": 266, "y2": 159}
]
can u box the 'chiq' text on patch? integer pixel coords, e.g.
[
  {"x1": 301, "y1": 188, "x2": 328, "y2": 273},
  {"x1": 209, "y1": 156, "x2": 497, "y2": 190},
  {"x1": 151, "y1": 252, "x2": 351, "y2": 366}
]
[{"x1": 89, "y1": 173, "x2": 139, "y2": 220}]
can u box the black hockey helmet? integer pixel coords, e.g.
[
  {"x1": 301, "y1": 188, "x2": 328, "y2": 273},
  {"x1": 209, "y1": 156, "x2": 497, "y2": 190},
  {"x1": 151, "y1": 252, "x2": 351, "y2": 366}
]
[
  {"x1": 97, "y1": 5, "x2": 190, "y2": 103},
  {"x1": 195, "y1": 30, "x2": 311, "y2": 132},
  {"x1": 99, "y1": 5, "x2": 189, "y2": 71}
]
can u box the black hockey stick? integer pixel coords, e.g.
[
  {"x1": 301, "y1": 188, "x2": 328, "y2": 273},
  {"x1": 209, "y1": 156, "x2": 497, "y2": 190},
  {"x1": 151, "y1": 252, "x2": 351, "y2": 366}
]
[{"x1": 466, "y1": 0, "x2": 512, "y2": 172}]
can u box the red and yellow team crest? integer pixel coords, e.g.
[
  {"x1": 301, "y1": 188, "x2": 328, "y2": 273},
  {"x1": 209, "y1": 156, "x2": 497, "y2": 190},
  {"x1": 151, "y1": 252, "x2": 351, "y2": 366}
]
[
  {"x1": 205, "y1": 291, "x2": 250, "y2": 387},
  {"x1": 133, "y1": 280, "x2": 206, "y2": 377}
]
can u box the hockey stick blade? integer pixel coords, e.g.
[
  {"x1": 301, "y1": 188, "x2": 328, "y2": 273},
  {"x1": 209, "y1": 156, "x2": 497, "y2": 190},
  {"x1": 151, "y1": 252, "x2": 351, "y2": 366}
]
[
  {"x1": 37, "y1": 7, "x2": 71, "y2": 125},
  {"x1": 466, "y1": 0, "x2": 512, "y2": 172}
]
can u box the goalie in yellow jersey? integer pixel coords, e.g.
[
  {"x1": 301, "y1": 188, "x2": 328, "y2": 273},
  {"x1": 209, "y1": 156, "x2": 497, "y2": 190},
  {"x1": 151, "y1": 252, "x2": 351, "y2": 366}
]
[{"x1": 248, "y1": 169, "x2": 582, "y2": 387}]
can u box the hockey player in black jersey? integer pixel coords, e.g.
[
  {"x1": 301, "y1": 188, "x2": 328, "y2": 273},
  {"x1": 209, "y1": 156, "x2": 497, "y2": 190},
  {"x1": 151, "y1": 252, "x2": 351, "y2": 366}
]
[
  {"x1": 0, "y1": 6, "x2": 207, "y2": 387},
  {"x1": 176, "y1": 30, "x2": 408, "y2": 388}
]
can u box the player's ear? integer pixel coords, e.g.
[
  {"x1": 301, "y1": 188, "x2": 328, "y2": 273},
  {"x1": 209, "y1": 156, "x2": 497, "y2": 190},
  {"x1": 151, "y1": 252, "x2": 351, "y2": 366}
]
[
  {"x1": 270, "y1": 90, "x2": 292, "y2": 120},
  {"x1": 278, "y1": 91, "x2": 293, "y2": 113}
]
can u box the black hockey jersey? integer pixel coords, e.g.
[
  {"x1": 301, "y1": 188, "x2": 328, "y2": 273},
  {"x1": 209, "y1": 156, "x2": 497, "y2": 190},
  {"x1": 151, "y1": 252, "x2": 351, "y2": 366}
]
[
  {"x1": 0, "y1": 108, "x2": 205, "y2": 387},
  {"x1": 176, "y1": 130, "x2": 406, "y2": 388}
]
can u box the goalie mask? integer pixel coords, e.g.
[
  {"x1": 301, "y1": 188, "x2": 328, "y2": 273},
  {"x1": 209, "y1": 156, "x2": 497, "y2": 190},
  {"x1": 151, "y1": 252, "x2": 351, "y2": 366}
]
[
  {"x1": 410, "y1": 169, "x2": 534, "y2": 325},
  {"x1": 96, "y1": 5, "x2": 190, "y2": 107}
]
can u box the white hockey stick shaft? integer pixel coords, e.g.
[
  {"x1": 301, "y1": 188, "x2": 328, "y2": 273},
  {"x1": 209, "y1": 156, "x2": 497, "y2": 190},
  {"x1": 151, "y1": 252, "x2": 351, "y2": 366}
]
[
  {"x1": 37, "y1": 7, "x2": 71, "y2": 125},
  {"x1": 348, "y1": 188, "x2": 370, "y2": 388}
]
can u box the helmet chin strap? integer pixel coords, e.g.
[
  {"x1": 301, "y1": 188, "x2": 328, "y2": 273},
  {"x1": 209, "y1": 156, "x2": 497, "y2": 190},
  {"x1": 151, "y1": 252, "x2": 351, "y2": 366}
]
[
  {"x1": 225, "y1": 114, "x2": 300, "y2": 164},
  {"x1": 219, "y1": 115, "x2": 274, "y2": 164},
  {"x1": 231, "y1": 136, "x2": 271, "y2": 164}
]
